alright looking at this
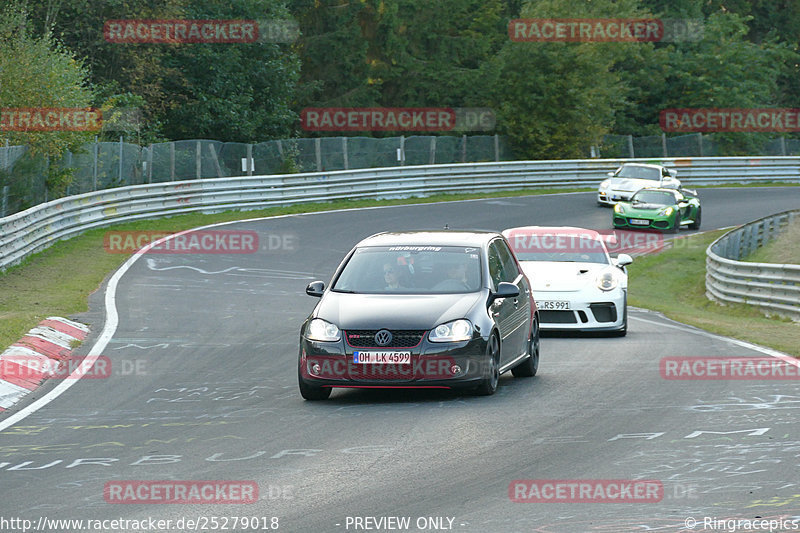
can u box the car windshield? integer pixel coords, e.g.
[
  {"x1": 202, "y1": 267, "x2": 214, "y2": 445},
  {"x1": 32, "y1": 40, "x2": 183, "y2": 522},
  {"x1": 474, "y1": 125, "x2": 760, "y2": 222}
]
[
  {"x1": 332, "y1": 245, "x2": 483, "y2": 294},
  {"x1": 616, "y1": 165, "x2": 662, "y2": 180},
  {"x1": 508, "y1": 234, "x2": 608, "y2": 264},
  {"x1": 631, "y1": 190, "x2": 676, "y2": 205}
]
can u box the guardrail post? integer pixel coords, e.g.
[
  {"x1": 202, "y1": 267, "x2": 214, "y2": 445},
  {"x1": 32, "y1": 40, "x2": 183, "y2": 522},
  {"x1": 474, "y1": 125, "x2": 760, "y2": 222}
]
[
  {"x1": 92, "y1": 136, "x2": 98, "y2": 191},
  {"x1": 119, "y1": 135, "x2": 124, "y2": 184},
  {"x1": 661, "y1": 133, "x2": 668, "y2": 157},
  {"x1": 170, "y1": 142, "x2": 175, "y2": 181},
  {"x1": 246, "y1": 144, "x2": 253, "y2": 176},
  {"x1": 627, "y1": 135, "x2": 634, "y2": 158},
  {"x1": 65, "y1": 150, "x2": 73, "y2": 195},
  {"x1": 1, "y1": 185, "x2": 8, "y2": 217},
  {"x1": 462, "y1": 135, "x2": 467, "y2": 162},
  {"x1": 698, "y1": 133, "x2": 704, "y2": 157},
  {"x1": 494, "y1": 134, "x2": 500, "y2": 162},
  {"x1": 429, "y1": 137, "x2": 436, "y2": 165},
  {"x1": 208, "y1": 144, "x2": 223, "y2": 178},
  {"x1": 315, "y1": 137, "x2": 322, "y2": 171},
  {"x1": 195, "y1": 141, "x2": 202, "y2": 179},
  {"x1": 147, "y1": 144, "x2": 153, "y2": 183},
  {"x1": 2, "y1": 139, "x2": 8, "y2": 170},
  {"x1": 780, "y1": 137, "x2": 787, "y2": 156},
  {"x1": 342, "y1": 137, "x2": 348, "y2": 170}
]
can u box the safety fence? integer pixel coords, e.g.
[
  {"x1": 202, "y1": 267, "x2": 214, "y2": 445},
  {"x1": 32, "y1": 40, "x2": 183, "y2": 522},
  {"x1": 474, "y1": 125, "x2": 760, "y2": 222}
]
[
  {"x1": 706, "y1": 209, "x2": 800, "y2": 321},
  {"x1": 2, "y1": 156, "x2": 800, "y2": 271},
  {"x1": 4, "y1": 131, "x2": 800, "y2": 218},
  {"x1": 0, "y1": 135, "x2": 511, "y2": 217}
]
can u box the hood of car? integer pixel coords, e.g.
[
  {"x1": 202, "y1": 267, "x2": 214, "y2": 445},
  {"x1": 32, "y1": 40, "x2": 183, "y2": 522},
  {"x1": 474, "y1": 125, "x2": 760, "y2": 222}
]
[
  {"x1": 624, "y1": 202, "x2": 672, "y2": 214},
  {"x1": 315, "y1": 291, "x2": 484, "y2": 330},
  {"x1": 520, "y1": 261, "x2": 607, "y2": 292},
  {"x1": 608, "y1": 177, "x2": 660, "y2": 192}
]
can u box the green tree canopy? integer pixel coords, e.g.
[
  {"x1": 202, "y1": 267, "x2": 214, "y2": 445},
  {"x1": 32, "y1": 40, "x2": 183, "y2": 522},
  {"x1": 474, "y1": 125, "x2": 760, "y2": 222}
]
[{"x1": 0, "y1": 2, "x2": 95, "y2": 157}]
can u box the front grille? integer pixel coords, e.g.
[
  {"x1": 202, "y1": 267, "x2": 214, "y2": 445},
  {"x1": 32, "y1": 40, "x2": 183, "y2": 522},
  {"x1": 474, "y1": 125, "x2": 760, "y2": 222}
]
[
  {"x1": 590, "y1": 303, "x2": 617, "y2": 323},
  {"x1": 345, "y1": 330, "x2": 427, "y2": 348},
  {"x1": 652, "y1": 220, "x2": 669, "y2": 229},
  {"x1": 540, "y1": 311, "x2": 577, "y2": 324}
]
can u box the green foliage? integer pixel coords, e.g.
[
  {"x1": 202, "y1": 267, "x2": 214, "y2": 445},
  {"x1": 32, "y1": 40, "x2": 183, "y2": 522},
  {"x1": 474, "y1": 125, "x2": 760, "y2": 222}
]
[
  {"x1": 490, "y1": 0, "x2": 652, "y2": 158},
  {"x1": 45, "y1": 164, "x2": 75, "y2": 198},
  {"x1": 0, "y1": 2, "x2": 95, "y2": 157}
]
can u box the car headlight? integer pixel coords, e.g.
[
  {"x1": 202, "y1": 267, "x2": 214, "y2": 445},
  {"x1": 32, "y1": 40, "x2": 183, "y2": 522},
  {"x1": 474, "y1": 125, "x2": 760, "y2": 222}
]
[
  {"x1": 658, "y1": 206, "x2": 674, "y2": 216},
  {"x1": 599, "y1": 179, "x2": 610, "y2": 189},
  {"x1": 429, "y1": 319, "x2": 473, "y2": 343},
  {"x1": 614, "y1": 203, "x2": 624, "y2": 214},
  {"x1": 596, "y1": 271, "x2": 618, "y2": 291},
  {"x1": 306, "y1": 318, "x2": 341, "y2": 342}
]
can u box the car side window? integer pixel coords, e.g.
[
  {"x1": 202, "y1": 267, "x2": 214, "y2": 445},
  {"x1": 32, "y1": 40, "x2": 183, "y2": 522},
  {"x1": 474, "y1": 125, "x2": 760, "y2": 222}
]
[
  {"x1": 495, "y1": 240, "x2": 519, "y2": 282},
  {"x1": 487, "y1": 244, "x2": 505, "y2": 288}
]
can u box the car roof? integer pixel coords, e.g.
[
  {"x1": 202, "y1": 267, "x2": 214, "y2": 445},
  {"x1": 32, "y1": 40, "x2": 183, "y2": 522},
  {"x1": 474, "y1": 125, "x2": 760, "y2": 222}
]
[
  {"x1": 502, "y1": 225, "x2": 604, "y2": 240},
  {"x1": 356, "y1": 230, "x2": 501, "y2": 248},
  {"x1": 503, "y1": 226, "x2": 611, "y2": 252},
  {"x1": 619, "y1": 162, "x2": 667, "y2": 170}
]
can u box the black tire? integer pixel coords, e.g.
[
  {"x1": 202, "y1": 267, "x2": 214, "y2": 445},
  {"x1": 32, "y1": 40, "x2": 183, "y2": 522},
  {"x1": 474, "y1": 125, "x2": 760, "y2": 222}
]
[
  {"x1": 298, "y1": 364, "x2": 332, "y2": 400},
  {"x1": 688, "y1": 207, "x2": 701, "y2": 230},
  {"x1": 610, "y1": 297, "x2": 627, "y2": 337},
  {"x1": 669, "y1": 212, "x2": 681, "y2": 234},
  {"x1": 474, "y1": 333, "x2": 500, "y2": 396},
  {"x1": 512, "y1": 319, "x2": 539, "y2": 377}
]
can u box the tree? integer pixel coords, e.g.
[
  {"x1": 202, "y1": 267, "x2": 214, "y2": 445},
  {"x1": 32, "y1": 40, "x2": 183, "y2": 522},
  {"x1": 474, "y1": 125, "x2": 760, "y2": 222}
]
[
  {"x1": 489, "y1": 0, "x2": 654, "y2": 158},
  {"x1": 0, "y1": 2, "x2": 95, "y2": 157}
]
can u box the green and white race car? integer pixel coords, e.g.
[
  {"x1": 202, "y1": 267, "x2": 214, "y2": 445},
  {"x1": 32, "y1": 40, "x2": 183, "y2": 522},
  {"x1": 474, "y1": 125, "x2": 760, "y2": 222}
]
[{"x1": 612, "y1": 187, "x2": 701, "y2": 233}]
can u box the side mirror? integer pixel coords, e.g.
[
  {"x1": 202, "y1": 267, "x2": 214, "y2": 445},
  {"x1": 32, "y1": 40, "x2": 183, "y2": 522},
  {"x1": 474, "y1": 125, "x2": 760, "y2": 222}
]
[
  {"x1": 306, "y1": 281, "x2": 325, "y2": 297},
  {"x1": 615, "y1": 254, "x2": 633, "y2": 267},
  {"x1": 490, "y1": 282, "x2": 520, "y2": 303}
]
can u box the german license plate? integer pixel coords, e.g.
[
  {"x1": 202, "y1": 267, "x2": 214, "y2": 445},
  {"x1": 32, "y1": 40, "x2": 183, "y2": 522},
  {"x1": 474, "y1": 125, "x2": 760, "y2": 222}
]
[
  {"x1": 353, "y1": 351, "x2": 411, "y2": 364},
  {"x1": 539, "y1": 300, "x2": 570, "y2": 310},
  {"x1": 630, "y1": 219, "x2": 650, "y2": 226}
]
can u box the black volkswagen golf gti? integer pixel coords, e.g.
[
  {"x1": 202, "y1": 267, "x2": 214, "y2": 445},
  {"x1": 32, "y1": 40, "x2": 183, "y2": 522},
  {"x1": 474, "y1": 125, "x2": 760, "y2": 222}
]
[{"x1": 298, "y1": 230, "x2": 540, "y2": 400}]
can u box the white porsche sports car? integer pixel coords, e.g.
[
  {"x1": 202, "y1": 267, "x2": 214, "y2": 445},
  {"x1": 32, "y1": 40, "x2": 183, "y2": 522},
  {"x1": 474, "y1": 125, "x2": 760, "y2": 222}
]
[
  {"x1": 597, "y1": 162, "x2": 680, "y2": 206},
  {"x1": 503, "y1": 226, "x2": 631, "y2": 336}
]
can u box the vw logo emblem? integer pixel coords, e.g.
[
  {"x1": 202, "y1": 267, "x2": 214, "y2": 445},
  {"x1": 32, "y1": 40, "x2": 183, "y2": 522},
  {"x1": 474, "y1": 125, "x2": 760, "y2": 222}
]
[{"x1": 374, "y1": 330, "x2": 393, "y2": 346}]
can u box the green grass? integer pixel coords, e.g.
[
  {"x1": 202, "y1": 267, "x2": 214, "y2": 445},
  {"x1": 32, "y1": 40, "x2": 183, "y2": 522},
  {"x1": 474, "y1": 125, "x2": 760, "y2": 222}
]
[
  {"x1": 742, "y1": 218, "x2": 800, "y2": 264},
  {"x1": 0, "y1": 187, "x2": 591, "y2": 351},
  {"x1": 628, "y1": 230, "x2": 800, "y2": 357}
]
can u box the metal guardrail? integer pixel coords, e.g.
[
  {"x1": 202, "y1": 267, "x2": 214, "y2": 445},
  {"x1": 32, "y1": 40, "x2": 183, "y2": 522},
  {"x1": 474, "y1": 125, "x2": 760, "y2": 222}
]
[
  {"x1": 706, "y1": 209, "x2": 800, "y2": 321},
  {"x1": 2, "y1": 156, "x2": 800, "y2": 271}
]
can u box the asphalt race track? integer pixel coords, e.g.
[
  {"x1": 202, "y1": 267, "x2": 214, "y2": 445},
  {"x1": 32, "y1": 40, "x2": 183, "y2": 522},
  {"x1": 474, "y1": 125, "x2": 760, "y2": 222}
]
[{"x1": 1, "y1": 187, "x2": 800, "y2": 532}]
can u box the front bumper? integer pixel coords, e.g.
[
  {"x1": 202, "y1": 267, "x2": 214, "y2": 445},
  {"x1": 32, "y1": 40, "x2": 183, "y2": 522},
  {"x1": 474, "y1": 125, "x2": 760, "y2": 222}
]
[
  {"x1": 613, "y1": 214, "x2": 673, "y2": 231},
  {"x1": 598, "y1": 190, "x2": 633, "y2": 205},
  {"x1": 534, "y1": 289, "x2": 626, "y2": 331},
  {"x1": 298, "y1": 334, "x2": 490, "y2": 389}
]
